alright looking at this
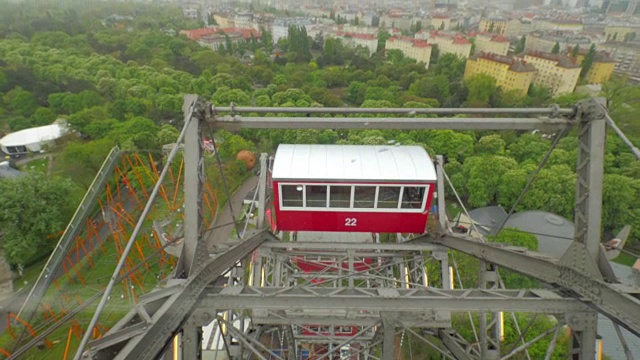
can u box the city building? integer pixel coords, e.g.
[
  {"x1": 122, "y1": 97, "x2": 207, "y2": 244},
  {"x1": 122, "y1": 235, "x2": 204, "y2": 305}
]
[
  {"x1": 430, "y1": 15, "x2": 452, "y2": 30},
  {"x1": 271, "y1": 18, "x2": 312, "y2": 44},
  {"x1": 334, "y1": 32, "x2": 378, "y2": 55},
  {"x1": 464, "y1": 52, "x2": 536, "y2": 96},
  {"x1": 479, "y1": 17, "x2": 521, "y2": 37},
  {"x1": 385, "y1": 36, "x2": 432, "y2": 68},
  {"x1": 416, "y1": 31, "x2": 472, "y2": 58},
  {"x1": 568, "y1": 48, "x2": 616, "y2": 84},
  {"x1": 533, "y1": 19, "x2": 584, "y2": 33},
  {"x1": 605, "y1": 26, "x2": 639, "y2": 42},
  {"x1": 598, "y1": 41, "x2": 640, "y2": 78},
  {"x1": 525, "y1": 30, "x2": 600, "y2": 54},
  {"x1": 471, "y1": 32, "x2": 510, "y2": 56},
  {"x1": 524, "y1": 51, "x2": 581, "y2": 96},
  {"x1": 606, "y1": 0, "x2": 640, "y2": 15},
  {"x1": 181, "y1": 28, "x2": 261, "y2": 52},
  {"x1": 586, "y1": 52, "x2": 616, "y2": 84}
]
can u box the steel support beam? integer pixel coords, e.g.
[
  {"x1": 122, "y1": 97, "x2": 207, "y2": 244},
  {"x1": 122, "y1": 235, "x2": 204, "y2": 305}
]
[
  {"x1": 438, "y1": 329, "x2": 480, "y2": 360},
  {"x1": 430, "y1": 232, "x2": 640, "y2": 337},
  {"x1": 261, "y1": 241, "x2": 441, "y2": 252},
  {"x1": 247, "y1": 315, "x2": 449, "y2": 328},
  {"x1": 86, "y1": 230, "x2": 270, "y2": 360},
  {"x1": 381, "y1": 316, "x2": 395, "y2": 360},
  {"x1": 435, "y1": 155, "x2": 448, "y2": 232},
  {"x1": 178, "y1": 94, "x2": 207, "y2": 277},
  {"x1": 182, "y1": 325, "x2": 202, "y2": 360},
  {"x1": 257, "y1": 153, "x2": 268, "y2": 229},
  {"x1": 210, "y1": 106, "x2": 575, "y2": 116},
  {"x1": 210, "y1": 116, "x2": 572, "y2": 132},
  {"x1": 197, "y1": 286, "x2": 589, "y2": 313},
  {"x1": 560, "y1": 98, "x2": 607, "y2": 280},
  {"x1": 566, "y1": 311, "x2": 598, "y2": 360},
  {"x1": 479, "y1": 262, "x2": 501, "y2": 360}
]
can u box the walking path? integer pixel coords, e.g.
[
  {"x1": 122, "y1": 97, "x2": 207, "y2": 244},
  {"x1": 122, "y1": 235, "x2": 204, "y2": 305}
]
[{"x1": 206, "y1": 175, "x2": 258, "y2": 251}]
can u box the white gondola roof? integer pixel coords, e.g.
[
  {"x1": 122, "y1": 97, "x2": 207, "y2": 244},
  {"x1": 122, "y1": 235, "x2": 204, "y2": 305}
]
[{"x1": 272, "y1": 144, "x2": 436, "y2": 182}]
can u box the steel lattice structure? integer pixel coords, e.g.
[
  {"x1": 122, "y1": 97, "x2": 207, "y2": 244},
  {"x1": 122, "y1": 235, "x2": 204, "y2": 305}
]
[{"x1": 9, "y1": 95, "x2": 640, "y2": 360}]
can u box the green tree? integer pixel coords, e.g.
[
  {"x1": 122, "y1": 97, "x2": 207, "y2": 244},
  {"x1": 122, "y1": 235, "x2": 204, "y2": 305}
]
[
  {"x1": 580, "y1": 43, "x2": 596, "y2": 79},
  {"x1": 430, "y1": 44, "x2": 440, "y2": 64},
  {"x1": 602, "y1": 174, "x2": 640, "y2": 236},
  {"x1": 4, "y1": 87, "x2": 38, "y2": 117},
  {"x1": 571, "y1": 44, "x2": 580, "y2": 58},
  {"x1": 475, "y1": 134, "x2": 506, "y2": 155},
  {"x1": 377, "y1": 31, "x2": 391, "y2": 53},
  {"x1": 521, "y1": 165, "x2": 576, "y2": 219},
  {"x1": 551, "y1": 41, "x2": 560, "y2": 54},
  {"x1": 488, "y1": 228, "x2": 539, "y2": 288},
  {"x1": 515, "y1": 36, "x2": 526, "y2": 54},
  {"x1": 410, "y1": 75, "x2": 450, "y2": 105},
  {"x1": 30, "y1": 107, "x2": 57, "y2": 126},
  {"x1": 0, "y1": 172, "x2": 80, "y2": 267},
  {"x1": 462, "y1": 155, "x2": 518, "y2": 207},
  {"x1": 464, "y1": 74, "x2": 497, "y2": 107}
]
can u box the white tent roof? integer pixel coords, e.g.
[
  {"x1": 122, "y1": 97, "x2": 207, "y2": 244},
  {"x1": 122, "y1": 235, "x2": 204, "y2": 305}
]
[
  {"x1": 0, "y1": 123, "x2": 67, "y2": 147},
  {"x1": 272, "y1": 144, "x2": 436, "y2": 182}
]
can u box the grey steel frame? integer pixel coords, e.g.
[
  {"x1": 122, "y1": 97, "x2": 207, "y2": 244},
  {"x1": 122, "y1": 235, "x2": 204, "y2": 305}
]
[{"x1": 69, "y1": 96, "x2": 640, "y2": 360}]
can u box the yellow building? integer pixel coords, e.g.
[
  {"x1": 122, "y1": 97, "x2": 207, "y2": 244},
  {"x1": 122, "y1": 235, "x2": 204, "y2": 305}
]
[
  {"x1": 569, "y1": 50, "x2": 616, "y2": 84},
  {"x1": 386, "y1": 36, "x2": 432, "y2": 68},
  {"x1": 472, "y1": 32, "x2": 510, "y2": 56},
  {"x1": 464, "y1": 52, "x2": 536, "y2": 96},
  {"x1": 605, "y1": 26, "x2": 637, "y2": 42},
  {"x1": 587, "y1": 57, "x2": 616, "y2": 84},
  {"x1": 524, "y1": 52, "x2": 581, "y2": 96}
]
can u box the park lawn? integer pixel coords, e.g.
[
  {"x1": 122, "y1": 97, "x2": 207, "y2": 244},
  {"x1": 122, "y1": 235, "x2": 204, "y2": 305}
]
[{"x1": 19, "y1": 157, "x2": 49, "y2": 174}]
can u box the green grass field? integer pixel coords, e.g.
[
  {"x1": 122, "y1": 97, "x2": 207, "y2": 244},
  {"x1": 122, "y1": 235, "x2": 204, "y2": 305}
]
[{"x1": 19, "y1": 157, "x2": 49, "y2": 174}]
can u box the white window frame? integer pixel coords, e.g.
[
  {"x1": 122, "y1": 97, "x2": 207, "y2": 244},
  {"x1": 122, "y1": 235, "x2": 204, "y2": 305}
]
[{"x1": 278, "y1": 182, "x2": 430, "y2": 213}]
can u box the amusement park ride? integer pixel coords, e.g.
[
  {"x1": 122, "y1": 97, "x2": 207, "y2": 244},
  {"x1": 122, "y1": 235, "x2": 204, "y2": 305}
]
[{"x1": 4, "y1": 95, "x2": 640, "y2": 360}]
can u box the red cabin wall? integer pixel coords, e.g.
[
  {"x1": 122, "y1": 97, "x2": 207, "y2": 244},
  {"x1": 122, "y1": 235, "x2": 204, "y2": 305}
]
[
  {"x1": 294, "y1": 257, "x2": 373, "y2": 273},
  {"x1": 273, "y1": 181, "x2": 435, "y2": 233}
]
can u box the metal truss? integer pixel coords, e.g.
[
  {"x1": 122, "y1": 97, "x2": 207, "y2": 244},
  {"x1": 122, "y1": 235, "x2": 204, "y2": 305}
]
[
  {"x1": 60, "y1": 96, "x2": 640, "y2": 360},
  {"x1": 83, "y1": 230, "x2": 271, "y2": 360},
  {"x1": 196, "y1": 286, "x2": 591, "y2": 313},
  {"x1": 429, "y1": 232, "x2": 640, "y2": 336}
]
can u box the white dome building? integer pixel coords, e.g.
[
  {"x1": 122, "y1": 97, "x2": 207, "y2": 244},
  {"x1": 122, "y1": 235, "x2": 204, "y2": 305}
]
[{"x1": 0, "y1": 121, "x2": 68, "y2": 155}]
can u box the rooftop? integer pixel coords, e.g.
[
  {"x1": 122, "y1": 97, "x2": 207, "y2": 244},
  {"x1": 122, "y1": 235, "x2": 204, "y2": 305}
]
[
  {"x1": 0, "y1": 122, "x2": 68, "y2": 147},
  {"x1": 471, "y1": 51, "x2": 536, "y2": 72},
  {"x1": 525, "y1": 51, "x2": 581, "y2": 68}
]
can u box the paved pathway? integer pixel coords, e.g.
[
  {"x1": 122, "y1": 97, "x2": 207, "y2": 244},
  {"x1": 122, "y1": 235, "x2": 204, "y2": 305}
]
[{"x1": 206, "y1": 175, "x2": 258, "y2": 251}]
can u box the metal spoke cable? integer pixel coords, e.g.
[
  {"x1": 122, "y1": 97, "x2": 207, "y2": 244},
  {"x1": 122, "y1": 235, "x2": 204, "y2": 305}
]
[
  {"x1": 450, "y1": 252, "x2": 479, "y2": 343},
  {"x1": 601, "y1": 106, "x2": 640, "y2": 160},
  {"x1": 441, "y1": 169, "x2": 482, "y2": 237},
  {"x1": 493, "y1": 129, "x2": 567, "y2": 240},
  {"x1": 207, "y1": 124, "x2": 242, "y2": 239}
]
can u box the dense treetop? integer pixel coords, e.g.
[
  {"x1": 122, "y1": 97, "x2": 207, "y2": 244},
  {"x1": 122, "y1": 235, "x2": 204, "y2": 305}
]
[{"x1": 0, "y1": 1, "x2": 640, "y2": 264}]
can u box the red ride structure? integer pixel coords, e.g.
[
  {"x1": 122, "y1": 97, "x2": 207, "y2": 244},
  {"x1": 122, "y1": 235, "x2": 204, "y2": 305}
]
[{"x1": 272, "y1": 144, "x2": 437, "y2": 233}]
